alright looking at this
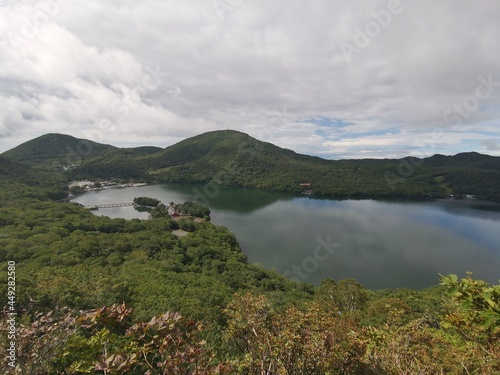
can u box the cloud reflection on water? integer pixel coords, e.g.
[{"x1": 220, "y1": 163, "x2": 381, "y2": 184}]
[{"x1": 74, "y1": 186, "x2": 500, "y2": 289}]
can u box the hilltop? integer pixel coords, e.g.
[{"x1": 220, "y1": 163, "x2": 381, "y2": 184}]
[
  {"x1": 2, "y1": 130, "x2": 500, "y2": 201},
  {"x1": 1, "y1": 133, "x2": 162, "y2": 171},
  {"x1": 1, "y1": 133, "x2": 117, "y2": 169}
]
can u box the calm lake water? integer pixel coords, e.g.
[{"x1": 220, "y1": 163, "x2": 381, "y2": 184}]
[{"x1": 73, "y1": 184, "x2": 500, "y2": 289}]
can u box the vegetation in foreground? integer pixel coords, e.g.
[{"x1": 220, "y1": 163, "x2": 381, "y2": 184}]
[
  {"x1": 0, "y1": 151, "x2": 499, "y2": 374},
  {"x1": 1, "y1": 275, "x2": 498, "y2": 374}
]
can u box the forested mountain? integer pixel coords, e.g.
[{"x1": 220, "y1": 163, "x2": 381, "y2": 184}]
[
  {"x1": 0, "y1": 135, "x2": 499, "y2": 373},
  {"x1": 1, "y1": 133, "x2": 117, "y2": 169},
  {"x1": 425, "y1": 152, "x2": 500, "y2": 170},
  {"x1": 3, "y1": 130, "x2": 500, "y2": 201}
]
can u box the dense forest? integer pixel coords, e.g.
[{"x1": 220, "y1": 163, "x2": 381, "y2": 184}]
[
  {"x1": 4, "y1": 130, "x2": 500, "y2": 202},
  {"x1": 0, "y1": 136, "x2": 499, "y2": 373}
]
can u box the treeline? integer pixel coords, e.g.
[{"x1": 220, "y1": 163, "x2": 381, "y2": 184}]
[
  {"x1": 173, "y1": 201, "x2": 211, "y2": 218},
  {"x1": 72, "y1": 131, "x2": 500, "y2": 202},
  {"x1": 0, "y1": 155, "x2": 499, "y2": 373},
  {"x1": 4, "y1": 131, "x2": 500, "y2": 203}
]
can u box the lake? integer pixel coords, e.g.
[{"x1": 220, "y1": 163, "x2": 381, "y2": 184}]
[{"x1": 73, "y1": 183, "x2": 500, "y2": 289}]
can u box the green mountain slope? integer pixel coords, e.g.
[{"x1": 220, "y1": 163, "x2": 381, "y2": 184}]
[
  {"x1": 138, "y1": 130, "x2": 333, "y2": 188},
  {"x1": 1, "y1": 133, "x2": 117, "y2": 169},
  {"x1": 68, "y1": 145, "x2": 164, "y2": 179},
  {"x1": 3, "y1": 130, "x2": 500, "y2": 201},
  {"x1": 116, "y1": 130, "x2": 500, "y2": 200},
  {"x1": 425, "y1": 152, "x2": 500, "y2": 170},
  {"x1": 0, "y1": 156, "x2": 67, "y2": 203}
]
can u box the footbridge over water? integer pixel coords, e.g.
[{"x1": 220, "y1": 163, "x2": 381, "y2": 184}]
[{"x1": 86, "y1": 203, "x2": 136, "y2": 210}]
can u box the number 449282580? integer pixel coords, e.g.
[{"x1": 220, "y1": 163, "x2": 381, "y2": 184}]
[{"x1": 7, "y1": 261, "x2": 16, "y2": 311}]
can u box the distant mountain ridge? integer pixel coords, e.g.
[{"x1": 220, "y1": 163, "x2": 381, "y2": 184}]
[
  {"x1": 2, "y1": 130, "x2": 500, "y2": 202},
  {"x1": 425, "y1": 152, "x2": 500, "y2": 170}
]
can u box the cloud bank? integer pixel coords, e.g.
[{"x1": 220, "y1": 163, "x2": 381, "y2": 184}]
[{"x1": 1, "y1": 0, "x2": 499, "y2": 158}]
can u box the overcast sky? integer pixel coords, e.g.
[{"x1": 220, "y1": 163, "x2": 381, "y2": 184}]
[{"x1": 1, "y1": 0, "x2": 499, "y2": 159}]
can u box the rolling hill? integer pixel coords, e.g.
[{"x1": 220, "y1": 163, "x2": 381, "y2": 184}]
[
  {"x1": 1, "y1": 133, "x2": 117, "y2": 169},
  {"x1": 2, "y1": 130, "x2": 500, "y2": 202}
]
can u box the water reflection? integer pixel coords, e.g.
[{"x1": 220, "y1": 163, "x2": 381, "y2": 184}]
[
  {"x1": 73, "y1": 185, "x2": 500, "y2": 289},
  {"x1": 160, "y1": 183, "x2": 294, "y2": 213},
  {"x1": 211, "y1": 198, "x2": 500, "y2": 289}
]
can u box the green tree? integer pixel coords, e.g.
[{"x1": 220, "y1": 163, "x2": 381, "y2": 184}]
[
  {"x1": 132, "y1": 196, "x2": 160, "y2": 207},
  {"x1": 439, "y1": 273, "x2": 500, "y2": 371},
  {"x1": 315, "y1": 278, "x2": 369, "y2": 315}
]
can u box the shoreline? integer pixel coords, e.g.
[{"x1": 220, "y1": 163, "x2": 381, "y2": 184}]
[{"x1": 435, "y1": 198, "x2": 500, "y2": 208}]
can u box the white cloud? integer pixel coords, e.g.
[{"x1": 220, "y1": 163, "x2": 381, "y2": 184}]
[{"x1": 1, "y1": 0, "x2": 500, "y2": 158}]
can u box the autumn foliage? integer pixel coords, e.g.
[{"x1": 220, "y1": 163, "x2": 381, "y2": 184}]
[{"x1": 1, "y1": 274, "x2": 499, "y2": 374}]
